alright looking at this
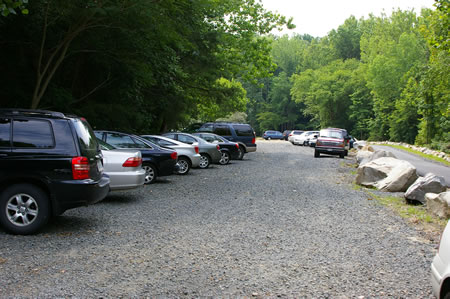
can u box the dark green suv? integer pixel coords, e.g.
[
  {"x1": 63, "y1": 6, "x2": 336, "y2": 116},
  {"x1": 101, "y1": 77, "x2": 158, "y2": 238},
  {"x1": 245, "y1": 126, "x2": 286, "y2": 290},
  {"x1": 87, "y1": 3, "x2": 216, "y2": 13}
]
[{"x1": 197, "y1": 122, "x2": 256, "y2": 160}]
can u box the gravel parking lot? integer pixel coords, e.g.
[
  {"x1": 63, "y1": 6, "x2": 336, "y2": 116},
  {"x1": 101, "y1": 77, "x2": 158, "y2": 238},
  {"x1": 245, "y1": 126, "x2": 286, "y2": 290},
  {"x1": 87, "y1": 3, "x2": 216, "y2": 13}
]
[{"x1": 0, "y1": 140, "x2": 436, "y2": 297}]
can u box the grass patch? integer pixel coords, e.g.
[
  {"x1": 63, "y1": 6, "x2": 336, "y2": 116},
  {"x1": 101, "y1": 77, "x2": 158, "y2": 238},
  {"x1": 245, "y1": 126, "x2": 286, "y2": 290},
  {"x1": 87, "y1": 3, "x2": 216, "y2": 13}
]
[
  {"x1": 367, "y1": 191, "x2": 449, "y2": 229},
  {"x1": 375, "y1": 144, "x2": 450, "y2": 166}
]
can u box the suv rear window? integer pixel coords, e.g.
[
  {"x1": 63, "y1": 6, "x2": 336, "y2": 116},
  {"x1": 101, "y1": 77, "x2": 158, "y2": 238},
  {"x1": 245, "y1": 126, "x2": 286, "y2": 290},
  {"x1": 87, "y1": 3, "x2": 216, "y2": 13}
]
[
  {"x1": 214, "y1": 125, "x2": 232, "y2": 136},
  {"x1": 319, "y1": 129, "x2": 344, "y2": 139},
  {"x1": 13, "y1": 119, "x2": 54, "y2": 148},
  {"x1": 232, "y1": 124, "x2": 253, "y2": 137},
  {"x1": 72, "y1": 119, "x2": 99, "y2": 156},
  {"x1": 0, "y1": 118, "x2": 10, "y2": 147}
]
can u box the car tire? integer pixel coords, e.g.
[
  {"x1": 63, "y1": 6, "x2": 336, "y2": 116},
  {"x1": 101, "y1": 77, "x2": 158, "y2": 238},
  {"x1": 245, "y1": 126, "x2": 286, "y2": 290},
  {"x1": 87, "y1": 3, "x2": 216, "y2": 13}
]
[
  {"x1": 443, "y1": 291, "x2": 450, "y2": 299},
  {"x1": 219, "y1": 151, "x2": 230, "y2": 165},
  {"x1": 344, "y1": 150, "x2": 348, "y2": 156},
  {"x1": 199, "y1": 154, "x2": 211, "y2": 169},
  {"x1": 314, "y1": 150, "x2": 320, "y2": 158},
  {"x1": 143, "y1": 164, "x2": 157, "y2": 184},
  {"x1": 176, "y1": 157, "x2": 191, "y2": 175},
  {"x1": 268, "y1": 137, "x2": 271, "y2": 140},
  {"x1": 237, "y1": 146, "x2": 245, "y2": 160},
  {"x1": 0, "y1": 184, "x2": 50, "y2": 235},
  {"x1": 339, "y1": 153, "x2": 345, "y2": 159}
]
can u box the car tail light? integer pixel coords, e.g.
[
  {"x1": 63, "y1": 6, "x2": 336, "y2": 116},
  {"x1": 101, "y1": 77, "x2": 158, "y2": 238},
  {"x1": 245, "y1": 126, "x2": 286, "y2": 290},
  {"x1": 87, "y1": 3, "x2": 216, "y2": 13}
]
[
  {"x1": 252, "y1": 138, "x2": 255, "y2": 144},
  {"x1": 72, "y1": 156, "x2": 90, "y2": 180},
  {"x1": 122, "y1": 157, "x2": 142, "y2": 167},
  {"x1": 235, "y1": 143, "x2": 239, "y2": 149},
  {"x1": 216, "y1": 145, "x2": 220, "y2": 151},
  {"x1": 170, "y1": 152, "x2": 177, "y2": 160},
  {"x1": 289, "y1": 133, "x2": 292, "y2": 136},
  {"x1": 194, "y1": 146, "x2": 199, "y2": 154}
]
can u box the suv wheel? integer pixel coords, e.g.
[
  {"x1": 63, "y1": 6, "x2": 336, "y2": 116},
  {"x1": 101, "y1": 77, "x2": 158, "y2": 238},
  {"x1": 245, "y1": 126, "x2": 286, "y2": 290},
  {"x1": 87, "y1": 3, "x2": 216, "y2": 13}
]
[
  {"x1": 199, "y1": 154, "x2": 211, "y2": 169},
  {"x1": 176, "y1": 157, "x2": 191, "y2": 175},
  {"x1": 237, "y1": 147, "x2": 245, "y2": 160},
  {"x1": 143, "y1": 164, "x2": 157, "y2": 184},
  {"x1": 219, "y1": 151, "x2": 230, "y2": 165},
  {"x1": 0, "y1": 184, "x2": 50, "y2": 235},
  {"x1": 314, "y1": 150, "x2": 320, "y2": 158}
]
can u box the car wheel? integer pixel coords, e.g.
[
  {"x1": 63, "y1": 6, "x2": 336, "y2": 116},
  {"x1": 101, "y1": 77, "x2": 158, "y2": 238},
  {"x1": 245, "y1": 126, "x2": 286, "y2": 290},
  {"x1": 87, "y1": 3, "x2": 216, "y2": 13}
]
[
  {"x1": 176, "y1": 157, "x2": 191, "y2": 175},
  {"x1": 199, "y1": 154, "x2": 211, "y2": 169},
  {"x1": 268, "y1": 137, "x2": 271, "y2": 140},
  {"x1": 344, "y1": 150, "x2": 348, "y2": 156},
  {"x1": 443, "y1": 291, "x2": 450, "y2": 299},
  {"x1": 237, "y1": 146, "x2": 245, "y2": 160},
  {"x1": 0, "y1": 184, "x2": 50, "y2": 235},
  {"x1": 219, "y1": 151, "x2": 230, "y2": 165},
  {"x1": 314, "y1": 150, "x2": 320, "y2": 158},
  {"x1": 143, "y1": 164, "x2": 157, "y2": 184},
  {"x1": 339, "y1": 153, "x2": 345, "y2": 159},
  {"x1": 303, "y1": 141, "x2": 307, "y2": 146}
]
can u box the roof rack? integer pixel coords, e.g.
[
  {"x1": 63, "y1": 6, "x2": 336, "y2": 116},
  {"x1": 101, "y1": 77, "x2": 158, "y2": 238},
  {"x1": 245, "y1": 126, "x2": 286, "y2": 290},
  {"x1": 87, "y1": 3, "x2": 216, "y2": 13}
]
[{"x1": 0, "y1": 108, "x2": 67, "y2": 118}]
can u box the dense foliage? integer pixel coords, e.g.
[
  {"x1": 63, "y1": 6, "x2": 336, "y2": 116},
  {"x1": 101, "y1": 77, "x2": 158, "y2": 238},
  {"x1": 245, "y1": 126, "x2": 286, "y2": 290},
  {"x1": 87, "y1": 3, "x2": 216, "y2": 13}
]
[
  {"x1": 0, "y1": 0, "x2": 448, "y2": 152},
  {"x1": 0, "y1": 0, "x2": 293, "y2": 133},
  {"x1": 247, "y1": 3, "x2": 448, "y2": 152}
]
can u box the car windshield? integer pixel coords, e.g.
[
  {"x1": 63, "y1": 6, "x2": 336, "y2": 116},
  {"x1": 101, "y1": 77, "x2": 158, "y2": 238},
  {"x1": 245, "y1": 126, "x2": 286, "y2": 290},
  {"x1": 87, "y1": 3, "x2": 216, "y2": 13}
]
[{"x1": 320, "y1": 129, "x2": 344, "y2": 139}]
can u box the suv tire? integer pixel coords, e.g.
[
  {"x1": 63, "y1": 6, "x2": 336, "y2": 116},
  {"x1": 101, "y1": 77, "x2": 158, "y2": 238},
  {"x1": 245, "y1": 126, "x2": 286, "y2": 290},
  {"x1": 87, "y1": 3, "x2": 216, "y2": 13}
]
[
  {"x1": 0, "y1": 184, "x2": 50, "y2": 235},
  {"x1": 314, "y1": 150, "x2": 320, "y2": 158},
  {"x1": 237, "y1": 147, "x2": 245, "y2": 160}
]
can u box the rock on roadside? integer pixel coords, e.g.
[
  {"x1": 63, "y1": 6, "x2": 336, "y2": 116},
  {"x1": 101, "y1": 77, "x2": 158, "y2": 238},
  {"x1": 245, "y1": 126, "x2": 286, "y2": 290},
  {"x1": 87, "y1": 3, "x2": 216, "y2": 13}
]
[
  {"x1": 405, "y1": 173, "x2": 447, "y2": 204},
  {"x1": 426, "y1": 192, "x2": 450, "y2": 218}
]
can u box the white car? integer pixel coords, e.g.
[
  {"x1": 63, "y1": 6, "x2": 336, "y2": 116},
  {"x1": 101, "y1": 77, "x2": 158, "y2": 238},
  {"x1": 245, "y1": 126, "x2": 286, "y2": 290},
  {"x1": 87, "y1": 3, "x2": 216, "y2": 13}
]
[
  {"x1": 432, "y1": 220, "x2": 450, "y2": 299},
  {"x1": 287, "y1": 130, "x2": 304, "y2": 143},
  {"x1": 98, "y1": 140, "x2": 146, "y2": 191},
  {"x1": 293, "y1": 131, "x2": 319, "y2": 145},
  {"x1": 141, "y1": 135, "x2": 201, "y2": 175}
]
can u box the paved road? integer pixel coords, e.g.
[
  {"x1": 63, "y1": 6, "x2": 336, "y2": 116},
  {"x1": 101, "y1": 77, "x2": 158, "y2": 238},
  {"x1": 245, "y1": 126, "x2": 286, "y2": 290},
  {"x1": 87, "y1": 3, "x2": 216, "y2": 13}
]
[
  {"x1": 372, "y1": 145, "x2": 450, "y2": 187},
  {"x1": 0, "y1": 141, "x2": 437, "y2": 297}
]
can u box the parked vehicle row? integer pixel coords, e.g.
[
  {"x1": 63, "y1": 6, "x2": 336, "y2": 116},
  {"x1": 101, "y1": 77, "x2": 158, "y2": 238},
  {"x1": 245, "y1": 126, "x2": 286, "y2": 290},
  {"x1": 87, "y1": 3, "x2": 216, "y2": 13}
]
[{"x1": 0, "y1": 110, "x2": 257, "y2": 235}]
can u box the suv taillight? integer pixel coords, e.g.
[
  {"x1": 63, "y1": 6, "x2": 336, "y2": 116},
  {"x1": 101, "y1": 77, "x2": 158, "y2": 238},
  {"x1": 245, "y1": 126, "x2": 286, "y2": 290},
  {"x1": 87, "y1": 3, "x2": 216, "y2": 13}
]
[
  {"x1": 72, "y1": 157, "x2": 90, "y2": 180},
  {"x1": 195, "y1": 146, "x2": 199, "y2": 154},
  {"x1": 170, "y1": 152, "x2": 177, "y2": 160},
  {"x1": 252, "y1": 138, "x2": 255, "y2": 144},
  {"x1": 122, "y1": 157, "x2": 142, "y2": 167}
]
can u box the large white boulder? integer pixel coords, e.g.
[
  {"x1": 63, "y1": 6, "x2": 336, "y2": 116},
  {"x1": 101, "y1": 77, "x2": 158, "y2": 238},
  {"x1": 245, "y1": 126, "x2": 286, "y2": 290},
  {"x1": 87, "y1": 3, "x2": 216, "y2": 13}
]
[
  {"x1": 356, "y1": 157, "x2": 418, "y2": 192},
  {"x1": 405, "y1": 173, "x2": 447, "y2": 204},
  {"x1": 358, "y1": 150, "x2": 397, "y2": 166},
  {"x1": 426, "y1": 192, "x2": 450, "y2": 219}
]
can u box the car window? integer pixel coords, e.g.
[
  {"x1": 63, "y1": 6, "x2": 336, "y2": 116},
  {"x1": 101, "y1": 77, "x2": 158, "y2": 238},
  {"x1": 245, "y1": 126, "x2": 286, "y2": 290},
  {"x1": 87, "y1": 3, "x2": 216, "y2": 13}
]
[
  {"x1": 0, "y1": 118, "x2": 10, "y2": 147},
  {"x1": 178, "y1": 134, "x2": 196, "y2": 144},
  {"x1": 131, "y1": 137, "x2": 152, "y2": 149},
  {"x1": 12, "y1": 119, "x2": 54, "y2": 148},
  {"x1": 72, "y1": 119, "x2": 99, "y2": 156},
  {"x1": 164, "y1": 133, "x2": 176, "y2": 140},
  {"x1": 94, "y1": 131, "x2": 103, "y2": 140},
  {"x1": 233, "y1": 124, "x2": 253, "y2": 136},
  {"x1": 159, "y1": 139, "x2": 176, "y2": 146},
  {"x1": 97, "y1": 139, "x2": 115, "y2": 150},
  {"x1": 106, "y1": 133, "x2": 138, "y2": 148},
  {"x1": 199, "y1": 123, "x2": 214, "y2": 132},
  {"x1": 214, "y1": 125, "x2": 232, "y2": 136},
  {"x1": 320, "y1": 129, "x2": 344, "y2": 139},
  {"x1": 293, "y1": 131, "x2": 303, "y2": 135}
]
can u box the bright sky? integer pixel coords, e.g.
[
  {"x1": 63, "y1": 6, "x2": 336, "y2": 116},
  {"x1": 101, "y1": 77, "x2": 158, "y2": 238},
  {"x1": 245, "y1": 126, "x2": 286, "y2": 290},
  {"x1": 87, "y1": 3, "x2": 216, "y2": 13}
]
[{"x1": 260, "y1": 0, "x2": 436, "y2": 37}]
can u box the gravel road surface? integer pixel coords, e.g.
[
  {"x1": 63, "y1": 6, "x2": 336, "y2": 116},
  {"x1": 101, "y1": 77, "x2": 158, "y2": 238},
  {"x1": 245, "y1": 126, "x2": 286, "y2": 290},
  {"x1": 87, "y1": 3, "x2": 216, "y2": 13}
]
[
  {"x1": 0, "y1": 141, "x2": 437, "y2": 297},
  {"x1": 372, "y1": 145, "x2": 450, "y2": 187}
]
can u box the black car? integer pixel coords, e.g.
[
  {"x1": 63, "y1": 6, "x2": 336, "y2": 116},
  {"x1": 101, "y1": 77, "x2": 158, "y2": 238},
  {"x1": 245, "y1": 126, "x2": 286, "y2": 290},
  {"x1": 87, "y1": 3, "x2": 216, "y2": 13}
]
[
  {"x1": 0, "y1": 109, "x2": 110, "y2": 234},
  {"x1": 193, "y1": 132, "x2": 240, "y2": 164},
  {"x1": 94, "y1": 130, "x2": 178, "y2": 184},
  {"x1": 196, "y1": 122, "x2": 256, "y2": 159},
  {"x1": 282, "y1": 130, "x2": 292, "y2": 141}
]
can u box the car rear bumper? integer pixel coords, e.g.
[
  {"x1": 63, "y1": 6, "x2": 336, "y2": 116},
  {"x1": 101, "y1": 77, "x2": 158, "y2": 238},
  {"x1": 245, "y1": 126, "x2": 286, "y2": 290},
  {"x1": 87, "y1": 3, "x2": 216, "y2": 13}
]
[
  {"x1": 158, "y1": 159, "x2": 178, "y2": 177},
  {"x1": 431, "y1": 254, "x2": 446, "y2": 298},
  {"x1": 190, "y1": 154, "x2": 201, "y2": 168},
  {"x1": 245, "y1": 144, "x2": 257, "y2": 152},
  {"x1": 108, "y1": 168, "x2": 145, "y2": 191},
  {"x1": 51, "y1": 174, "x2": 110, "y2": 215},
  {"x1": 315, "y1": 146, "x2": 345, "y2": 155}
]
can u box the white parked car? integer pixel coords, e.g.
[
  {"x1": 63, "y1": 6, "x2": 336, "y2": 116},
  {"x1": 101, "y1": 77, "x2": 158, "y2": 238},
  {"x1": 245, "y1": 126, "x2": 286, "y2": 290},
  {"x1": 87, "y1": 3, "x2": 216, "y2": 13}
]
[
  {"x1": 432, "y1": 220, "x2": 450, "y2": 299},
  {"x1": 287, "y1": 130, "x2": 304, "y2": 143},
  {"x1": 141, "y1": 135, "x2": 201, "y2": 175},
  {"x1": 293, "y1": 131, "x2": 319, "y2": 146},
  {"x1": 98, "y1": 140, "x2": 146, "y2": 191}
]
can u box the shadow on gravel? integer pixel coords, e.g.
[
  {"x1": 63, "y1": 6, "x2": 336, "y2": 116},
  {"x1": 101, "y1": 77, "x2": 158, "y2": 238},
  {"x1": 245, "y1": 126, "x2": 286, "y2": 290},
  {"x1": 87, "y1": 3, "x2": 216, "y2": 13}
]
[
  {"x1": 43, "y1": 215, "x2": 99, "y2": 235},
  {"x1": 100, "y1": 193, "x2": 139, "y2": 204}
]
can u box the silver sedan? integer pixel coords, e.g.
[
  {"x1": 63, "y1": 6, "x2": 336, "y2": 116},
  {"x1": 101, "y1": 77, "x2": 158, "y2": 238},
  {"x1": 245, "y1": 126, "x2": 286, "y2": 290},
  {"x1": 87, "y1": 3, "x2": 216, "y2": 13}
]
[
  {"x1": 141, "y1": 135, "x2": 201, "y2": 175},
  {"x1": 162, "y1": 132, "x2": 222, "y2": 169},
  {"x1": 98, "y1": 140, "x2": 146, "y2": 191}
]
